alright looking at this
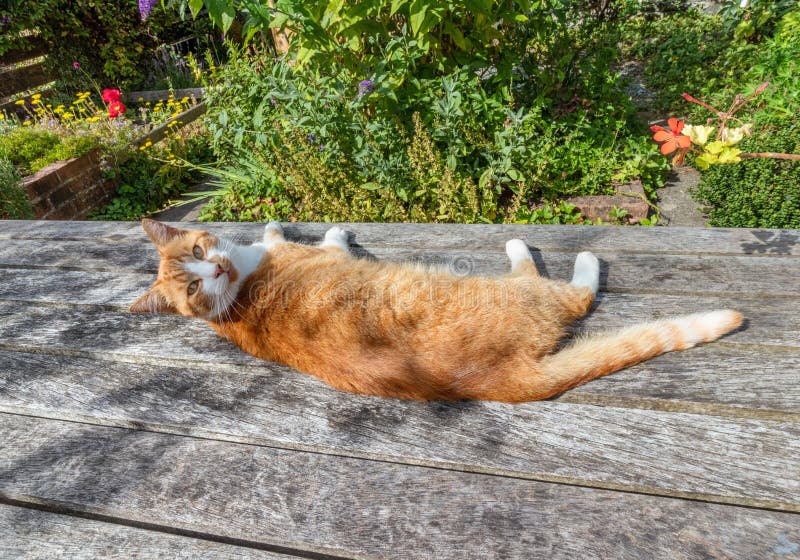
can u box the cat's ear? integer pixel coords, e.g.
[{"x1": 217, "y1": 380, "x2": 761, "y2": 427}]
[
  {"x1": 129, "y1": 286, "x2": 177, "y2": 314},
  {"x1": 141, "y1": 218, "x2": 184, "y2": 247}
]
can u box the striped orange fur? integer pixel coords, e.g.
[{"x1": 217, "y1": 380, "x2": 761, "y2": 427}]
[{"x1": 130, "y1": 220, "x2": 743, "y2": 403}]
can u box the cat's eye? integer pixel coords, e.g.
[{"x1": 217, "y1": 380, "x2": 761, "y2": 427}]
[
  {"x1": 192, "y1": 245, "x2": 204, "y2": 260},
  {"x1": 187, "y1": 280, "x2": 200, "y2": 296}
]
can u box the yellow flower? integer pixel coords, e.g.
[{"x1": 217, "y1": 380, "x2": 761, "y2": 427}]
[
  {"x1": 0, "y1": 113, "x2": 4, "y2": 119},
  {"x1": 32, "y1": 93, "x2": 41, "y2": 99},
  {"x1": 54, "y1": 105, "x2": 65, "y2": 114},
  {"x1": 683, "y1": 124, "x2": 715, "y2": 146},
  {"x1": 721, "y1": 127, "x2": 746, "y2": 146},
  {"x1": 137, "y1": 97, "x2": 144, "y2": 102},
  {"x1": 62, "y1": 112, "x2": 74, "y2": 119},
  {"x1": 15, "y1": 99, "x2": 26, "y2": 105},
  {"x1": 22, "y1": 120, "x2": 31, "y2": 126}
]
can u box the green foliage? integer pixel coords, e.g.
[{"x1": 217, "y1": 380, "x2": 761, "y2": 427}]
[
  {"x1": 514, "y1": 201, "x2": 585, "y2": 225},
  {"x1": 0, "y1": 127, "x2": 98, "y2": 176},
  {"x1": 621, "y1": 2, "x2": 800, "y2": 227},
  {"x1": 0, "y1": 0, "x2": 216, "y2": 92},
  {"x1": 0, "y1": 159, "x2": 33, "y2": 220},
  {"x1": 692, "y1": 124, "x2": 800, "y2": 228},
  {"x1": 200, "y1": 35, "x2": 662, "y2": 223},
  {"x1": 92, "y1": 131, "x2": 213, "y2": 221},
  {"x1": 187, "y1": 0, "x2": 536, "y2": 81}
]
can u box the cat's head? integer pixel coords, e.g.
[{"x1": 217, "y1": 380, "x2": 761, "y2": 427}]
[{"x1": 130, "y1": 219, "x2": 241, "y2": 320}]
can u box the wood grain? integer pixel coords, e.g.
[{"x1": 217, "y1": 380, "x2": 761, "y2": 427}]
[
  {"x1": 1, "y1": 301, "x2": 796, "y2": 413},
  {"x1": 1, "y1": 220, "x2": 798, "y2": 256},
  {"x1": 0, "y1": 61, "x2": 50, "y2": 97},
  {"x1": 0, "y1": 37, "x2": 47, "y2": 67},
  {"x1": 1, "y1": 349, "x2": 799, "y2": 510},
  {"x1": 124, "y1": 88, "x2": 204, "y2": 103},
  {"x1": 1, "y1": 237, "x2": 798, "y2": 296},
  {"x1": 1, "y1": 269, "x2": 796, "y2": 348},
  {"x1": 2, "y1": 413, "x2": 799, "y2": 560},
  {"x1": 0, "y1": 503, "x2": 292, "y2": 559}
]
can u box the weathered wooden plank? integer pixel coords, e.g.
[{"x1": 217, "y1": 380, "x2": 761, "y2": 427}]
[
  {"x1": 0, "y1": 87, "x2": 54, "y2": 115},
  {"x1": 0, "y1": 220, "x2": 798, "y2": 257},
  {"x1": 0, "y1": 37, "x2": 47, "y2": 67},
  {"x1": 0, "y1": 61, "x2": 50, "y2": 97},
  {"x1": 1, "y1": 349, "x2": 799, "y2": 510},
  {"x1": 0, "y1": 301, "x2": 797, "y2": 413},
  {"x1": 0, "y1": 503, "x2": 292, "y2": 559},
  {"x1": 130, "y1": 102, "x2": 206, "y2": 150},
  {"x1": 1, "y1": 237, "x2": 798, "y2": 296},
  {"x1": 0, "y1": 269, "x2": 152, "y2": 307},
  {"x1": 2, "y1": 413, "x2": 798, "y2": 559},
  {"x1": 124, "y1": 87, "x2": 204, "y2": 103},
  {"x1": 1, "y1": 269, "x2": 796, "y2": 348}
]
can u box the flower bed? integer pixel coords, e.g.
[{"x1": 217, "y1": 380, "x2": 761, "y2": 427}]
[{"x1": 2, "y1": 87, "x2": 211, "y2": 221}]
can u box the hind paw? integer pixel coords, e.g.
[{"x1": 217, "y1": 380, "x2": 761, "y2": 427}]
[
  {"x1": 571, "y1": 251, "x2": 599, "y2": 294},
  {"x1": 321, "y1": 226, "x2": 350, "y2": 252}
]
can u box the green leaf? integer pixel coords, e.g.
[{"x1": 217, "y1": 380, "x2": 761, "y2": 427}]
[
  {"x1": 360, "y1": 182, "x2": 382, "y2": 190},
  {"x1": 188, "y1": 0, "x2": 204, "y2": 18},
  {"x1": 409, "y1": 0, "x2": 428, "y2": 35},
  {"x1": 390, "y1": 0, "x2": 409, "y2": 16},
  {"x1": 479, "y1": 168, "x2": 492, "y2": 189},
  {"x1": 507, "y1": 168, "x2": 522, "y2": 181}
]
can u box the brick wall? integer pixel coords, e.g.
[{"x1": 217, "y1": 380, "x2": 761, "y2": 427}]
[{"x1": 23, "y1": 148, "x2": 118, "y2": 220}]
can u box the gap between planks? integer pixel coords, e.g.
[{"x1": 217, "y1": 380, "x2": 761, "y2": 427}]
[
  {"x1": 0, "y1": 501, "x2": 310, "y2": 560},
  {"x1": 2, "y1": 409, "x2": 799, "y2": 517},
  {"x1": 1, "y1": 339, "x2": 798, "y2": 423},
  {"x1": 0, "y1": 497, "x2": 350, "y2": 560}
]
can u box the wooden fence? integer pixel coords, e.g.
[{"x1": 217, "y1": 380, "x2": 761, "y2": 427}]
[{"x1": 0, "y1": 35, "x2": 51, "y2": 114}]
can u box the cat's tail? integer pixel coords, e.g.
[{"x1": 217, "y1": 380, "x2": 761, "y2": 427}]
[{"x1": 520, "y1": 310, "x2": 743, "y2": 402}]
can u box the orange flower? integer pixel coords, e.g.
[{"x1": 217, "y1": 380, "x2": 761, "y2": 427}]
[{"x1": 651, "y1": 118, "x2": 692, "y2": 155}]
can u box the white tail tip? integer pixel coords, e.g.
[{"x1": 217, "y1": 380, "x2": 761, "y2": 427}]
[{"x1": 672, "y1": 310, "x2": 744, "y2": 347}]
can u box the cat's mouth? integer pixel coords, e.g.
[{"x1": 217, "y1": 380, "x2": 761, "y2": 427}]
[{"x1": 209, "y1": 256, "x2": 239, "y2": 284}]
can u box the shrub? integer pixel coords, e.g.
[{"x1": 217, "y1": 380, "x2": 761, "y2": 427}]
[
  {"x1": 0, "y1": 127, "x2": 99, "y2": 176},
  {"x1": 199, "y1": 37, "x2": 664, "y2": 223},
  {"x1": 0, "y1": 0, "x2": 217, "y2": 92},
  {"x1": 692, "y1": 124, "x2": 800, "y2": 228},
  {"x1": 92, "y1": 125, "x2": 213, "y2": 220},
  {"x1": 0, "y1": 159, "x2": 33, "y2": 219}
]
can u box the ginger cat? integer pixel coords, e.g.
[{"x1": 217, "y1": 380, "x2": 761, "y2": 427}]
[{"x1": 130, "y1": 219, "x2": 743, "y2": 402}]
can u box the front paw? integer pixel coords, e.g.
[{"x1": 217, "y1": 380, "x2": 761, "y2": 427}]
[{"x1": 264, "y1": 221, "x2": 284, "y2": 239}]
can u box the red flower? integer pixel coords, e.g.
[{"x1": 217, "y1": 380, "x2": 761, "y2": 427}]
[
  {"x1": 108, "y1": 101, "x2": 126, "y2": 119},
  {"x1": 101, "y1": 88, "x2": 122, "y2": 104},
  {"x1": 651, "y1": 117, "x2": 692, "y2": 161}
]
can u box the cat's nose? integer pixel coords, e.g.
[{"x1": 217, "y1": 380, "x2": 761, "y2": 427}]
[{"x1": 213, "y1": 263, "x2": 226, "y2": 278}]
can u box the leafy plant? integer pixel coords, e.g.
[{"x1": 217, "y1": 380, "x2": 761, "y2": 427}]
[
  {"x1": 92, "y1": 127, "x2": 212, "y2": 220},
  {"x1": 693, "y1": 124, "x2": 800, "y2": 228},
  {"x1": 0, "y1": 159, "x2": 33, "y2": 219},
  {"x1": 0, "y1": 0, "x2": 217, "y2": 92},
  {"x1": 0, "y1": 127, "x2": 99, "y2": 176}
]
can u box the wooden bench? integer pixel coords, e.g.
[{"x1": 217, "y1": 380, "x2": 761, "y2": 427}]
[{"x1": 1, "y1": 221, "x2": 798, "y2": 558}]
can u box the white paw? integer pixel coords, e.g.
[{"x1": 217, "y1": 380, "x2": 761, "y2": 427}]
[
  {"x1": 322, "y1": 226, "x2": 350, "y2": 250},
  {"x1": 571, "y1": 251, "x2": 599, "y2": 294},
  {"x1": 505, "y1": 239, "x2": 532, "y2": 271},
  {"x1": 264, "y1": 221, "x2": 284, "y2": 237},
  {"x1": 262, "y1": 221, "x2": 285, "y2": 248}
]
